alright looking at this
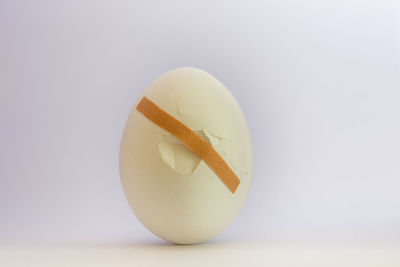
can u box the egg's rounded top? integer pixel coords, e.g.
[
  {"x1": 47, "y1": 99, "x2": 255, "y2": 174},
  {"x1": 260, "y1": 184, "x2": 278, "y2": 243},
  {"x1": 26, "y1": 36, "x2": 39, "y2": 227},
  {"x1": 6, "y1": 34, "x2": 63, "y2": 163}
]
[{"x1": 119, "y1": 67, "x2": 252, "y2": 244}]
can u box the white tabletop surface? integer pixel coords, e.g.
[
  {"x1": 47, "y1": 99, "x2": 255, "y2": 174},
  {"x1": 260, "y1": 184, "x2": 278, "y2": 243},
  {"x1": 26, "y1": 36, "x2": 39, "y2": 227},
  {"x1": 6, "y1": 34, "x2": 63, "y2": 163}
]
[{"x1": 1, "y1": 241, "x2": 400, "y2": 267}]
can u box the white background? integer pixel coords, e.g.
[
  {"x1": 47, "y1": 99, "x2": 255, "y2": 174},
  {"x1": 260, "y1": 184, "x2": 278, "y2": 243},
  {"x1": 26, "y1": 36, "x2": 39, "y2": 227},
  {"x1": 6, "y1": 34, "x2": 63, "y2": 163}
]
[{"x1": 1, "y1": 0, "x2": 400, "y2": 245}]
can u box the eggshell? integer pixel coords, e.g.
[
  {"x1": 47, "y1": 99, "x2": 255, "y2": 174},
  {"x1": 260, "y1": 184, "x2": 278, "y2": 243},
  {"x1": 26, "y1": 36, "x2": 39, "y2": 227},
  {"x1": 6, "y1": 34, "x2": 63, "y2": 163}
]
[{"x1": 119, "y1": 67, "x2": 252, "y2": 244}]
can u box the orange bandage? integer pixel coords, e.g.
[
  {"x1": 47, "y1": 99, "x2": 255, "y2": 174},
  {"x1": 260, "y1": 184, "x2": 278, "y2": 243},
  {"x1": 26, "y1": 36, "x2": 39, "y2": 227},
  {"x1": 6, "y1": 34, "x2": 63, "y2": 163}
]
[{"x1": 136, "y1": 97, "x2": 240, "y2": 194}]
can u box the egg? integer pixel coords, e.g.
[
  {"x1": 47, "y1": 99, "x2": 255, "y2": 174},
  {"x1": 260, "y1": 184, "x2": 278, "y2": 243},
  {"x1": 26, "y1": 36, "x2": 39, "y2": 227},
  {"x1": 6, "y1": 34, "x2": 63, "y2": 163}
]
[{"x1": 119, "y1": 67, "x2": 252, "y2": 244}]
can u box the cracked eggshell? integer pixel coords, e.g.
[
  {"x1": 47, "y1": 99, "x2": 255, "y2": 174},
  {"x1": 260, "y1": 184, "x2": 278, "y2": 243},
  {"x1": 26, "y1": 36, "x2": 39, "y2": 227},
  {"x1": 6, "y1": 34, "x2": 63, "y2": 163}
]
[{"x1": 119, "y1": 67, "x2": 252, "y2": 244}]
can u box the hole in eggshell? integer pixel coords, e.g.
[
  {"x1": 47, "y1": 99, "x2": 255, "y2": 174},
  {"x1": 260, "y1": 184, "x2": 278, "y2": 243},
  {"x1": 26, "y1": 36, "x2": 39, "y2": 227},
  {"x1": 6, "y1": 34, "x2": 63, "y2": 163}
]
[{"x1": 158, "y1": 130, "x2": 210, "y2": 175}]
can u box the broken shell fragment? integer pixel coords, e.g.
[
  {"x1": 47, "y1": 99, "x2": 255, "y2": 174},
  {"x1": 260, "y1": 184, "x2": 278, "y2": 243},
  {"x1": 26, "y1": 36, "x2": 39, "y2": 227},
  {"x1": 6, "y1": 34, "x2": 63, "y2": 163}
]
[{"x1": 119, "y1": 67, "x2": 252, "y2": 244}]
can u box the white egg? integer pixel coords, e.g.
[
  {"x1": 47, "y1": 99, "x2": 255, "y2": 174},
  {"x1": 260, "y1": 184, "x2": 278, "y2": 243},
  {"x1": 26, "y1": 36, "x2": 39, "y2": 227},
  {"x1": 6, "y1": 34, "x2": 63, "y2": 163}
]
[{"x1": 119, "y1": 67, "x2": 252, "y2": 244}]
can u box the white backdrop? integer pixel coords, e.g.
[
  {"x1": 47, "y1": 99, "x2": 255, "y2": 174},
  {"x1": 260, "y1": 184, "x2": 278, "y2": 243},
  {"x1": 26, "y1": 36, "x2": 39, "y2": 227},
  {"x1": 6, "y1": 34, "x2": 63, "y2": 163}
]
[{"x1": 1, "y1": 0, "x2": 399, "y2": 244}]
